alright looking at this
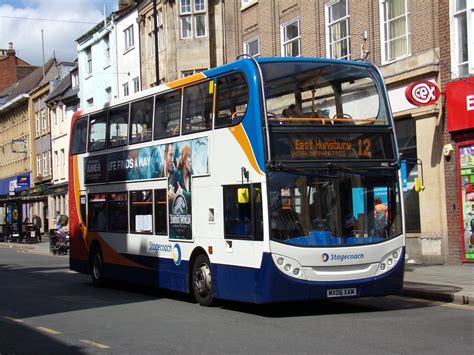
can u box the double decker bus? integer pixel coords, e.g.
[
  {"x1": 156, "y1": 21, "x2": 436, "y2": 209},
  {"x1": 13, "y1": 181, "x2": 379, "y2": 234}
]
[{"x1": 69, "y1": 57, "x2": 404, "y2": 305}]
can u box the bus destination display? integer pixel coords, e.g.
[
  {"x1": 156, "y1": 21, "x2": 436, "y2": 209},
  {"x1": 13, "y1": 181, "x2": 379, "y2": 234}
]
[{"x1": 271, "y1": 132, "x2": 395, "y2": 161}]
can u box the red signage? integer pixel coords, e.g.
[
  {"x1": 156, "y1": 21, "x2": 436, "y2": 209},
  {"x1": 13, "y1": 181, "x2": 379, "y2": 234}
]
[
  {"x1": 405, "y1": 80, "x2": 440, "y2": 106},
  {"x1": 447, "y1": 78, "x2": 474, "y2": 133}
]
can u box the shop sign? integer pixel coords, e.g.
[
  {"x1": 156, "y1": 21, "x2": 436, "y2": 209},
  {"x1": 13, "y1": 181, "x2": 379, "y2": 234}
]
[
  {"x1": 405, "y1": 80, "x2": 440, "y2": 106},
  {"x1": 0, "y1": 174, "x2": 30, "y2": 195},
  {"x1": 447, "y1": 78, "x2": 474, "y2": 133}
]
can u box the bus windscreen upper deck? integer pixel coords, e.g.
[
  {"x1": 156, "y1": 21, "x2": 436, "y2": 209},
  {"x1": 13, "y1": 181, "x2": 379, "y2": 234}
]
[
  {"x1": 261, "y1": 61, "x2": 390, "y2": 127},
  {"x1": 260, "y1": 60, "x2": 402, "y2": 247}
]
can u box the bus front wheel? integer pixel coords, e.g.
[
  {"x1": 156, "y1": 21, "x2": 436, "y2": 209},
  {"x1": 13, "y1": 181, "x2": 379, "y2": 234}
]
[
  {"x1": 192, "y1": 254, "x2": 214, "y2": 306},
  {"x1": 90, "y1": 245, "x2": 104, "y2": 287}
]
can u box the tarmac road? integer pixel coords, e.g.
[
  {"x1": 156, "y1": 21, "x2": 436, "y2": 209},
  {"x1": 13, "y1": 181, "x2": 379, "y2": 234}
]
[{"x1": 0, "y1": 245, "x2": 472, "y2": 354}]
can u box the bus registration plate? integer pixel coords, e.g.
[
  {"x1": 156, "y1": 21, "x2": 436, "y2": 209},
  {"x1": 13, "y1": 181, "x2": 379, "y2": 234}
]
[{"x1": 327, "y1": 288, "x2": 357, "y2": 298}]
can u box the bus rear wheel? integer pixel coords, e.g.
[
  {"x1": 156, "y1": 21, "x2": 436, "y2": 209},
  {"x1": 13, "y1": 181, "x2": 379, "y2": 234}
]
[
  {"x1": 192, "y1": 254, "x2": 214, "y2": 306},
  {"x1": 90, "y1": 245, "x2": 104, "y2": 287}
]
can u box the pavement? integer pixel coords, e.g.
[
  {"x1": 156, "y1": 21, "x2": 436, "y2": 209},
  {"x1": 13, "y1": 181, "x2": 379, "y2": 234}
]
[{"x1": 1, "y1": 237, "x2": 472, "y2": 306}]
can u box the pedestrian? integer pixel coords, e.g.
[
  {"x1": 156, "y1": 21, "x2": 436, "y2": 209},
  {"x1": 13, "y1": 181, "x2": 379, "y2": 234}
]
[
  {"x1": 55, "y1": 210, "x2": 62, "y2": 230},
  {"x1": 21, "y1": 217, "x2": 29, "y2": 243},
  {"x1": 373, "y1": 197, "x2": 389, "y2": 238},
  {"x1": 3, "y1": 217, "x2": 11, "y2": 242},
  {"x1": 32, "y1": 215, "x2": 42, "y2": 242}
]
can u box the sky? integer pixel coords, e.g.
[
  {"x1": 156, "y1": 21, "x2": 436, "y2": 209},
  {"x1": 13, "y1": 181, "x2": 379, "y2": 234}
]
[{"x1": 0, "y1": 0, "x2": 118, "y2": 65}]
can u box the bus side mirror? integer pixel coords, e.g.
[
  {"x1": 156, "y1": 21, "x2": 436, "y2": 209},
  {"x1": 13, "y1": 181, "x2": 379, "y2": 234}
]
[
  {"x1": 414, "y1": 177, "x2": 425, "y2": 192},
  {"x1": 238, "y1": 188, "x2": 250, "y2": 204}
]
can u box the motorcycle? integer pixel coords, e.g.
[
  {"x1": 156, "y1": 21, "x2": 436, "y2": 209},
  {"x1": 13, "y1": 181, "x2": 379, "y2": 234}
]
[{"x1": 52, "y1": 227, "x2": 69, "y2": 255}]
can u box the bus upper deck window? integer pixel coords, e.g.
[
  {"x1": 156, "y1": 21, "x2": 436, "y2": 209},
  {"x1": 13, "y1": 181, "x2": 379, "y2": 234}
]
[
  {"x1": 154, "y1": 90, "x2": 182, "y2": 139},
  {"x1": 130, "y1": 97, "x2": 153, "y2": 144},
  {"x1": 215, "y1": 73, "x2": 249, "y2": 128},
  {"x1": 88, "y1": 112, "x2": 107, "y2": 152},
  {"x1": 71, "y1": 117, "x2": 87, "y2": 155},
  {"x1": 182, "y1": 80, "x2": 213, "y2": 134},
  {"x1": 108, "y1": 104, "x2": 129, "y2": 148}
]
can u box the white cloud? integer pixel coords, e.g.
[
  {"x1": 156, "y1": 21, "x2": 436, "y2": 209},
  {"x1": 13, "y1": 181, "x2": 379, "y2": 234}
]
[{"x1": 0, "y1": 0, "x2": 117, "y2": 65}]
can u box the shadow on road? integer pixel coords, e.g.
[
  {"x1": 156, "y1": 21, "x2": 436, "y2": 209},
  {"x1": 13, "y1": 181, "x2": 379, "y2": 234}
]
[
  {"x1": 0, "y1": 258, "x2": 435, "y2": 322},
  {"x1": 0, "y1": 317, "x2": 87, "y2": 354},
  {"x1": 215, "y1": 293, "x2": 437, "y2": 318}
]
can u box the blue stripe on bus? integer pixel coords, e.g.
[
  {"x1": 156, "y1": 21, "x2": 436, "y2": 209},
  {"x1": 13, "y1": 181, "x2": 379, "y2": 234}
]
[
  {"x1": 204, "y1": 59, "x2": 266, "y2": 173},
  {"x1": 74, "y1": 248, "x2": 404, "y2": 304}
]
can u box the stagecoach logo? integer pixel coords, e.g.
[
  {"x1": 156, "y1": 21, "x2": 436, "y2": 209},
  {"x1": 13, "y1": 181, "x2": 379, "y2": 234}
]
[
  {"x1": 322, "y1": 253, "x2": 365, "y2": 262},
  {"x1": 173, "y1": 243, "x2": 182, "y2": 266},
  {"x1": 405, "y1": 80, "x2": 440, "y2": 106}
]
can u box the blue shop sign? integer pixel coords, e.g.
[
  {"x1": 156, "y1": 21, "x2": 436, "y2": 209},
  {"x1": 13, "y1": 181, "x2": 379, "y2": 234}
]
[{"x1": 0, "y1": 174, "x2": 30, "y2": 195}]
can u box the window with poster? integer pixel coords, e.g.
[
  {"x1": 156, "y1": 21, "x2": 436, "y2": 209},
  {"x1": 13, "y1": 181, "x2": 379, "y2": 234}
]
[{"x1": 458, "y1": 143, "x2": 474, "y2": 261}]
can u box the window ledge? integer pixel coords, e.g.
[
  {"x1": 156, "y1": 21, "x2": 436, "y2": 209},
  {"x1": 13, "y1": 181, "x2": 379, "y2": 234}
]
[
  {"x1": 103, "y1": 64, "x2": 111, "y2": 70},
  {"x1": 381, "y1": 53, "x2": 412, "y2": 66},
  {"x1": 123, "y1": 46, "x2": 135, "y2": 55},
  {"x1": 85, "y1": 73, "x2": 93, "y2": 80},
  {"x1": 241, "y1": 0, "x2": 258, "y2": 11}
]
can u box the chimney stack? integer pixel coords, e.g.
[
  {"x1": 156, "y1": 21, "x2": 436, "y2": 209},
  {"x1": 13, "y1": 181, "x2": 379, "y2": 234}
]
[
  {"x1": 7, "y1": 42, "x2": 15, "y2": 56},
  {"x1": 118, "y1": 0, "x2": 133, "y2": 10}
]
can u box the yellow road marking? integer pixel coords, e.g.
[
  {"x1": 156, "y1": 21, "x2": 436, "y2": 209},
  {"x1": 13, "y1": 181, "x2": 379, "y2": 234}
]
[
  {"x1": 80, "y1": 339, "x2": 111, "y2": 349},
  {"x1": 36, "y1": 326, "x2": 62, "y2": 335},
  {"x1": 3, "y1": 316, "x2": 24, "y2": 323}
]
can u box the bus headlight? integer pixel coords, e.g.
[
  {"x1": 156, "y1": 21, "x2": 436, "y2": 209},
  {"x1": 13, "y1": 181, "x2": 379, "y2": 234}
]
[
  {"x1": 376, "y1": 247, "x2": 402, "y2": 276},
  {"x1": 272, "y1": 254, "x2": 304, "y2": 279}
]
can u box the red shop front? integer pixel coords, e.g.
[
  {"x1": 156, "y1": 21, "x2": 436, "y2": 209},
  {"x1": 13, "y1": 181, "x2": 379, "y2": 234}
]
[{"x1": 446, "y1": 78, "x2": 474, "y2": 262}]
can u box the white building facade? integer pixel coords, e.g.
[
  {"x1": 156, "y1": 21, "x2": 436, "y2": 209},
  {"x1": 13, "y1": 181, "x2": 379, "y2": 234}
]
[
  {"x1": 77, "y1": 5, "x2": 140, "y2": 109},
  {"x1": 47, "y1": 67, "x2": 80, "y2": 223},
  {"x1": 77, "y1": 18, "x2": 118, "y2": 109},
  {"x1": 116, "y1": 8, "x2": 141, "y2": 98}
]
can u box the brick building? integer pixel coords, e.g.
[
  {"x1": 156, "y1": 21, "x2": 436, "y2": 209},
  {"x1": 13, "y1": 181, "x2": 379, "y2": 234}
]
[
  {"x1": 442, "y1": 0, "x2": 474, "y2": 263},
  {"x1": 224, "y1": 0, "x2": 450, "y2": 263},
  {"x1": 0, "y1": 42, "x2": 36, "y2": 93}
]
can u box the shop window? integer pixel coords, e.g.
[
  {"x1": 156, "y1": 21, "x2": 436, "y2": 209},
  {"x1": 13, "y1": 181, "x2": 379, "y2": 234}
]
[
  {"x1": 107, "y1": 192, "x2": 128, "y2": 232},
  {"x1": 215, "y1": 73, "x2": 249, "y2": 128},
  {"x1": 223, "y1": 183, "x2": 263, "y2": 240},
  {"x1": 182, "y1": 80, "x2": 213, "y2": 134},
  {"x1": 130, "y1": 97, "x2": 153, "y2": 144},
  {"x1": 395, "y1": 118, "x2": 420, "y2": 232},
  {"x1": 89, "y1": 194, "x2": 107, "y2": 231},
  {"x1": 71, "y1": 117, "x2": 87, "y2": 155},
  {"x1": 108, "y1": 105, "x2": 129, "y2": 148},
  {"x1": 130, "y1": 190, "x2": 153, "y2": 234},
  {"x1": 88, "y1": 112, "x2": 107, "y2": 152},
  {"x1": 154, "y1": 90, "x2": 182, "y2": 139},
  {"x1": 154, "y1": 189, "x2": 167, "y2": 235}
]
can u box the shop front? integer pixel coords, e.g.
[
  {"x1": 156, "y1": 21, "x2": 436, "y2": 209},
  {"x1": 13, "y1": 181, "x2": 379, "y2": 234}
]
[
  {"x1": 446, "y1": 77, "x2": 474, "y2": 263},
  {"x1": 0, "y1": 174, "x2": 31, "y2": 239}
]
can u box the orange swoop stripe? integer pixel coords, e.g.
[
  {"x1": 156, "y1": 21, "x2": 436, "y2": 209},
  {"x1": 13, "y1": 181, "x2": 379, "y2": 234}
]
[
  {"x1": 228, "y1": 124, "x2": 264, "y2": 175},
  {"x1": 73, "y1": 156, "x2": 146, "y2": 269},
  {"x1": 167, "y1": 73, "x2": 207, "y2": 89}
]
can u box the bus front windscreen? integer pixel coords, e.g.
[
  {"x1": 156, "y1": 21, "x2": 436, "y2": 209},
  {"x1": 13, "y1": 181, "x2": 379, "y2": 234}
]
[
  {"x1": 268, "y1": 169, "x2": 402, "y2": 247},
  {"x1": 261, "y1": 61, "x2": 389, "y2": 125}
]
